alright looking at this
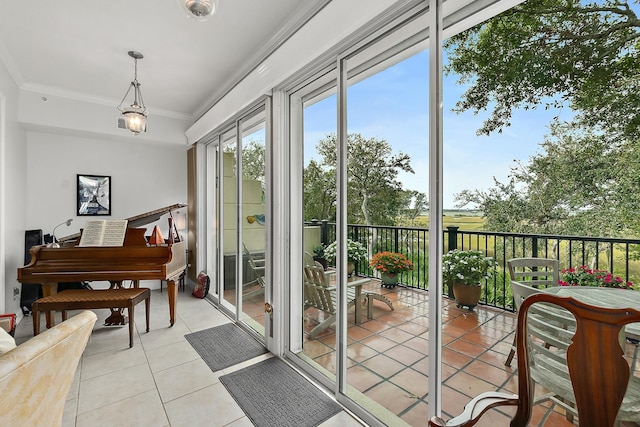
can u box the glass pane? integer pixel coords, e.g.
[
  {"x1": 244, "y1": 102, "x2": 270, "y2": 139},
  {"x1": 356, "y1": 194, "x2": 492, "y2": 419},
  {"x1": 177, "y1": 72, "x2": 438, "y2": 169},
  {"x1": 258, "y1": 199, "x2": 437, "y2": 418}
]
[
  {"x1": 221, "y1": 128, "x2": 238, "y2": 311},
  {"x1": 293, "y1": 21, "x2": 432, "y2": 427},
  {"x1": 206, "y1": 141, "x2": 219, "y2": 297},
  {"x1": 240, "y1": 108, "x2": 267, "y2": 335},
  {"x1": 342, "y1": 40, "x2": 430, "y2": 425},
  {"x1": 299, "y1": 85, "x2": 338, "y2": 378}
]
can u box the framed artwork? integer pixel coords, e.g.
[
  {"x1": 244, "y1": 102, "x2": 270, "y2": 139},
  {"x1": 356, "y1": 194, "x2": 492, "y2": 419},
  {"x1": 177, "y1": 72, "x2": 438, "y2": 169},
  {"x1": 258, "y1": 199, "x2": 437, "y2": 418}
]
[{"x1": 77, "y1": 174, "x2": 111, "y2": 216}]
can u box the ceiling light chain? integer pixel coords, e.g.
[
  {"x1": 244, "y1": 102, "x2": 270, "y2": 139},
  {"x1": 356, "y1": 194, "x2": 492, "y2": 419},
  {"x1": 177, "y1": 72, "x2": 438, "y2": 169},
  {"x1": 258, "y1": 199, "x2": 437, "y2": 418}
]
[{"x1": 117, "y1": 51, "x2": 147, "y2": 135}]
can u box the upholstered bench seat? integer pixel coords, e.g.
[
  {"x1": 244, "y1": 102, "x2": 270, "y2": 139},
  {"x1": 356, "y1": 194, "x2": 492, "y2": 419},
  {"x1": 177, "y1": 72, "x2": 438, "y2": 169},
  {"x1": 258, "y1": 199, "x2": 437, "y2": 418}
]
[{"x1": 32, "y1": 288, "x2": 150, "y2": 348}]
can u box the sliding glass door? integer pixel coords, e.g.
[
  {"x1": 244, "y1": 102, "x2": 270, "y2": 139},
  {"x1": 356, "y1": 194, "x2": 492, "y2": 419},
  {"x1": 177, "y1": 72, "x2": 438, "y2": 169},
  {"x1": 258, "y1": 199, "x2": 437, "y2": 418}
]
[
  {"x1": 289, "y1": 69, "x2": 338, "y2": 376},
  {"x1": 207, "y1": 102, "x2": 269, "y2": 338},
  {"x1": 239, "y1": 108, "x2": 267, "y2": 331},
  {"x1": 197, "y1": 2, "x2": 524, "y2": 424},
  {"x1": 286, "y1": 8, "x2": 432, "y2": 426}
]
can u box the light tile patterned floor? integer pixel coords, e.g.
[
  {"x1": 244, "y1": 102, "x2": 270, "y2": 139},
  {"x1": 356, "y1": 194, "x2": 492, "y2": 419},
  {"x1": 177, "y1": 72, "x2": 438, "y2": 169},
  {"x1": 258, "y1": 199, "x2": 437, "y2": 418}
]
[
  {"x1": 297, "y1": 279, "x2": 640, "y2": 426},
  {"x1": 16, "y1": 284, "x2": 640, "y2": 426},
  {"x1": 14, "y1": 289, "x2": 363, "y2": 427}
]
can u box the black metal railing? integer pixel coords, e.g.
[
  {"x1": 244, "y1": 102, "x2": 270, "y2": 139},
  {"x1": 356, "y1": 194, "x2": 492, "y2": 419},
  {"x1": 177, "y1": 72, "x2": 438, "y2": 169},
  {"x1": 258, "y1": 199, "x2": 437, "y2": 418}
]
[{"x1": 305, "y1": 220, "x2": 640, "y2": 311}]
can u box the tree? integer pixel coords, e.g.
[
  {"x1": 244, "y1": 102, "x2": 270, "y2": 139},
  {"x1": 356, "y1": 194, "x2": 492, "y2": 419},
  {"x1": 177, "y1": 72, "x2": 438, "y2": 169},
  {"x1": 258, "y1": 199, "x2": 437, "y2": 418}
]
[
  {"x1": 303, "y1": 159, "x2": 336, "y2": 221},
  {"x1": 445, "y1": 0, "x2": 640, "y2": 139},
  {"x1": 456, "y1": 176, "x2": 539, "y2": 234},
  {"x1": 397, "y1": 190, "x2": 429, "y2": 227},
  {"x1": 455, "y1": 120, "x2": 639, "y2": 238},
  {"x1": 241, "y1": 140, "x2": 265, "y2": 185},
  {"x1": 447, "y1": 0, "x2": 640, "y2": 240},
  {"x1": 305, "y1": 133, "x2": 425, "y2": 225}
]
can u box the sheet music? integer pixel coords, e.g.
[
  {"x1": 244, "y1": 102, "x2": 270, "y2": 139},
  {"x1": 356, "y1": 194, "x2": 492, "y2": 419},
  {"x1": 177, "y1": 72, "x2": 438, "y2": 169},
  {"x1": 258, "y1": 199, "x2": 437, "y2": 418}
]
[{"x1": 78, "y1": 220, "x2": 128, "y2": 247}]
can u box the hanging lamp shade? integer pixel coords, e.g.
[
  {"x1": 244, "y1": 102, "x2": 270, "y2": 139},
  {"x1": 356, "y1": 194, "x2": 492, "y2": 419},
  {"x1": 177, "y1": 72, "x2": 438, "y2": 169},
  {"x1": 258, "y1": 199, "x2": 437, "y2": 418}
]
[
  {"x1": 122, "y1": 104, "x2": 146, "y2": 135},
  {"x1": 117, "y1": 51, "x2": 147, "y2": 135}
]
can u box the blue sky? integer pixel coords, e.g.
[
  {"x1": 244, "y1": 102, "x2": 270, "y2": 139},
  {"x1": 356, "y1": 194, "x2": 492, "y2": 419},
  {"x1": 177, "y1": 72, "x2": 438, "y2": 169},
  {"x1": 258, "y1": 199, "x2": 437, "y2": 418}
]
[{"x1": 304, "y1": 50, "x2": 570, "y2": 209}]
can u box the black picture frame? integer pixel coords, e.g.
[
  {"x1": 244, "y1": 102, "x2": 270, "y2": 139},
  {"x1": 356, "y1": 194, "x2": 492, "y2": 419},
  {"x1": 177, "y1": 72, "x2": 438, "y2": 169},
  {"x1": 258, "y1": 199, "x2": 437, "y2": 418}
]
[{"x1": 77, "y1": 174, "x2": 111, "y2": 216}]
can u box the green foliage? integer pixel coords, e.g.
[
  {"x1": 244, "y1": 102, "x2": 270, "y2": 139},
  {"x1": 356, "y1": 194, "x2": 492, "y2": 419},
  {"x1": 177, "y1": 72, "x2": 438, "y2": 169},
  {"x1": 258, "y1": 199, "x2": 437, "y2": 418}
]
[
  {"x1": 241, "y1": 140, "x2": 265, "y2": 183},
  {"x1": 445, "y1": 0, "x2": 640, "y2": 140},
  {"x1": 482, "y1": 269, "x2": 513, "y2": 309},
  {"x1": 223, "y1": 140, "x2": 266, "y2": 202},
  {"x1": 324, "y1": 239, "x2": 367, "y2": 264},
  {"x1": 414, "y1": 214, "x2": 486, "y2": 231},
  {"x1": 312, "y1": 245, "x2": 325, "y2": 258},
  {"x1": 405, "y1": 251, "x2": 428, "y2": 286},
  {"x1": 455, "y1": 120, "x2": 640, "y2": 239},
  {"x1": 396, "y1": 191, "x2": 429, "y2": 226},
  {"x1": 304, "y1": 133, "x2": 426, "y2": 225},
  {"x1": 370, "y1": 251, "x2": 414, "y2": 274},
  {"x1": 559, "y1": 265, "x2": 634, "y2": 289},
  {"x1": 442, "y1": 249, "x2": 496, "y2": 286},
  {"x1": 448, "y1": 1, "x2": 640, "y2": 242},
  {"x1": 304, "y1": 159, "x2": 336, "y2": 221}
]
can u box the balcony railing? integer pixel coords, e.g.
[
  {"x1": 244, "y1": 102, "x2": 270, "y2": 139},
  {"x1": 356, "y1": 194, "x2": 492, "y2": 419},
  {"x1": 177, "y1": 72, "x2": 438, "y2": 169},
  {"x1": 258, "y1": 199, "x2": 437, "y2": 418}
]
[{"x1": 307, "y1": 220, "x2": 640, "y2": 311}]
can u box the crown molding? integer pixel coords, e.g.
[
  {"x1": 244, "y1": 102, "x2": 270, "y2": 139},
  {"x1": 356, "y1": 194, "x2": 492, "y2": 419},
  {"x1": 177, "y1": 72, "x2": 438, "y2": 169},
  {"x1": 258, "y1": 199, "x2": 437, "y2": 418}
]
[
  {"x1": 20, "y1": 83, "x2": 191, "y2": 120},
  {"x1": 193, "y1": 0, "x2": 332, "y2": 121},
  {"x1": 0, "y1": 41, "x2": 23, "y2": 87}
]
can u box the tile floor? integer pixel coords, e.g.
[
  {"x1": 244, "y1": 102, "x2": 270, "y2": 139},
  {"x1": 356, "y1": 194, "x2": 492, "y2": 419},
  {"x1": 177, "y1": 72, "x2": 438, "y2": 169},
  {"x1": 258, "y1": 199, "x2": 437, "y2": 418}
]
[
  {"x1": 297, "y1": 279, "x2": 640, "y2": 426},
  {"x1": 14, "y1": 289, "x2": 363, "y2": 427},
  {"x1": 15, "y1": 283, "x2": 640, "y2": 426},
  {"x1": 298, "y1": 281, "x2": 528, "y2": 426}
]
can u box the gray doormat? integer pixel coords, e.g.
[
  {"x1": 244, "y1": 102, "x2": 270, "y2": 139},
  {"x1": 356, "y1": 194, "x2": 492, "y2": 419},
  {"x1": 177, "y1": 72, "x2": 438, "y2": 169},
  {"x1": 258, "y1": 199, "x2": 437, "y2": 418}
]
[
  {"x1": 185, "y1": 323, "x2": 268, "y2": 372},
  {"x1": 220, "y1": 357, "x2": 342, "y2": 427}
]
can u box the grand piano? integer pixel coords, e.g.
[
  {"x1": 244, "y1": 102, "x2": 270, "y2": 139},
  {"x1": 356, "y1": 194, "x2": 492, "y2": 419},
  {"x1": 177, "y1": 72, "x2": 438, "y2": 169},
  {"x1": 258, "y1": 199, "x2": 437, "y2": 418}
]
[{"x1": 17, "y1": 203, "x2": 187, "y2": 328}]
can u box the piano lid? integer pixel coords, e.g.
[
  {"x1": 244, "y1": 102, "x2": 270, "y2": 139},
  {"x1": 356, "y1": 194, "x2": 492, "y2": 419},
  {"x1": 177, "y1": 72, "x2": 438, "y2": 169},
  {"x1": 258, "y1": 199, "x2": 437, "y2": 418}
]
[
  {"x1": 125, "y1": 203, "x2": 187, "y2": 228},
  {"x1": 58, "y1": 203, "x2": 187, "y2": 243}
]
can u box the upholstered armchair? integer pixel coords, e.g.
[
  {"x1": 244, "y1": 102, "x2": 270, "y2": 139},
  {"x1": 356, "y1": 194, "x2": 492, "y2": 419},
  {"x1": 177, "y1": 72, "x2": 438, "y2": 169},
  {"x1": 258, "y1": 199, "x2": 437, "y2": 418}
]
[{"x1": 0, "y1": 310, "x2": 97, "y2": 426}]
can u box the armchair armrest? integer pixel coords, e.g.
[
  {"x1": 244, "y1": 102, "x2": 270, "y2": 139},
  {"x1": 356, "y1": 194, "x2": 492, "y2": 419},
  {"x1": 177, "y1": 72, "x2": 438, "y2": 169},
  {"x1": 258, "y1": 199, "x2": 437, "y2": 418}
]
[
  {"x1": 347, "y1": 277, "x2": 371, "y2": 287},
  {"x1": 429, "y1": 391, "x2": 519, "y2": 427},
  {"x1": 0, "y1": 313, "x2": 16, "y2": 336}
]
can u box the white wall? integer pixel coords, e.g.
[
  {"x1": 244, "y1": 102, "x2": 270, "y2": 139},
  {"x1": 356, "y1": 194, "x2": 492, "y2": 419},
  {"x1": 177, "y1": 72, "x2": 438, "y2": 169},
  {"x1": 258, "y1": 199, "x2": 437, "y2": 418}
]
[
  {"x1": 0, "y1": 52, "x2": 191, "y2": 322},
  {"x1": 19, "y1": 89, "x2": 190, "y2": 146},
  {"x1": 11, "y1": 131, "x2": 188, "y2": 302},
  {"x1": 0, "y1": 57, "x2": 27, "y2": 316},
  {"x1": 25, "y1": 131, "x2": 187, "y2": 236}
]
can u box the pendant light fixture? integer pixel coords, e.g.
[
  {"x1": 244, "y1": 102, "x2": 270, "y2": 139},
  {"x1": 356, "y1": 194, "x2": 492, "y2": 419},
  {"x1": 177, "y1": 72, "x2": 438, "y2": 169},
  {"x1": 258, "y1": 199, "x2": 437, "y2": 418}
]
[
  {"x1": 178, "y1": 0, "x2": 219, "y2": 21},
  {"x1": 117, "y1": 51, "x2": 147, "y2": 135}
]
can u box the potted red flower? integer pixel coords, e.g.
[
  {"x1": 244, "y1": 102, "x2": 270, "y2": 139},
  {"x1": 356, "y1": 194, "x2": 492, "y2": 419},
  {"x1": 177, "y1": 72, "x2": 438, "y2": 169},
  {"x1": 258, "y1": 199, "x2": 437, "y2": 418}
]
[
  {"x1": 370, "y1": 251, "x2": 413, "y2": 288},
  {"x1": 559, "y1": 265, "x2": 633, "y2": 289}
]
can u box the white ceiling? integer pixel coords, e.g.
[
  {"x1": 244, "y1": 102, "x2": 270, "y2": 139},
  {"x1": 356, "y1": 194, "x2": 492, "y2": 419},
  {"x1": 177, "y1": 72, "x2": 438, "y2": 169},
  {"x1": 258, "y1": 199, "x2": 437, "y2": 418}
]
[{"x1": 0, "y1": 0, "x2": 326, "y2": 121}]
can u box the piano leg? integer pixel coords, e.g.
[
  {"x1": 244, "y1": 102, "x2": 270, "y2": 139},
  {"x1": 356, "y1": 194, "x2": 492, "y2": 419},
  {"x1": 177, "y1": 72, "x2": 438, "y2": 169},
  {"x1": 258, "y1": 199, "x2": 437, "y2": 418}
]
[
  {"x1": 104, "y1": 280, "x2": 127, "y2": 326},
  {"x1": 167, "y1": 279, "x2": 177, "y2": 326},
  {"x1": 41, "y1": 282, "x2": 58, "y2": 329},
  {"x1": 104, "y1": 309, "x2": 127, "y2": 326}
]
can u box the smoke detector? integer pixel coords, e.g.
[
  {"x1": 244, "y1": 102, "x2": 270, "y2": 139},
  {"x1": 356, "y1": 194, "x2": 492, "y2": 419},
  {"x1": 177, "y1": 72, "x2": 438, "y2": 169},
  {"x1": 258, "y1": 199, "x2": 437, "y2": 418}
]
[{"x1": 178, "y1": 0, "x2": 218, "y2": 21}]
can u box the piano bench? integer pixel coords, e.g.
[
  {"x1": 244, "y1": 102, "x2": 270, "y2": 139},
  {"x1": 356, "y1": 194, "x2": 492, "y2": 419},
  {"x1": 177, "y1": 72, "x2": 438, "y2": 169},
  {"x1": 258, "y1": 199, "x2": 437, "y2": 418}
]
[{"x1": 32, "y1": 288, "x2": 150, "y2": 348}]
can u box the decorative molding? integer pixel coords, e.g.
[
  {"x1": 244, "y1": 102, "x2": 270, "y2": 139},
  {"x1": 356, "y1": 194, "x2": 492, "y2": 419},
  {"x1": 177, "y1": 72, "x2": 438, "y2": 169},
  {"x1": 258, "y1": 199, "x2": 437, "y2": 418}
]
[
  {"x1": 20, "y1": 83, "x2": 191, "y2": 120},
  {"x1": 193, "y1": 0, "x2": 332, "y2": 121},
  {"x1": 0, "y1": 41, "x2": 23, "y2": 87}
]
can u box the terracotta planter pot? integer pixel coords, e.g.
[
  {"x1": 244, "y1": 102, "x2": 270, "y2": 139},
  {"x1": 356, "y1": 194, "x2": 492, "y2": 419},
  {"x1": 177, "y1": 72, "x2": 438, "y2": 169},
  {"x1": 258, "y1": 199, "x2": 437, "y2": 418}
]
[
  {"x1": 381, "y1": 272, "x2": 398, "y2": 288},
  {"x1": 452, "y1": 282, "x2": 482, "y2": 310}
]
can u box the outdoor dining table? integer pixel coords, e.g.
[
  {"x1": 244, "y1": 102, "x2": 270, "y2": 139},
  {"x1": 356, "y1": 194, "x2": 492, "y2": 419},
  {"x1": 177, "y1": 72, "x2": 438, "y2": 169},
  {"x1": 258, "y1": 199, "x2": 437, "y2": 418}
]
[{"x1": 542, "y1": 286, "x2": 640, "y2": 341}]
